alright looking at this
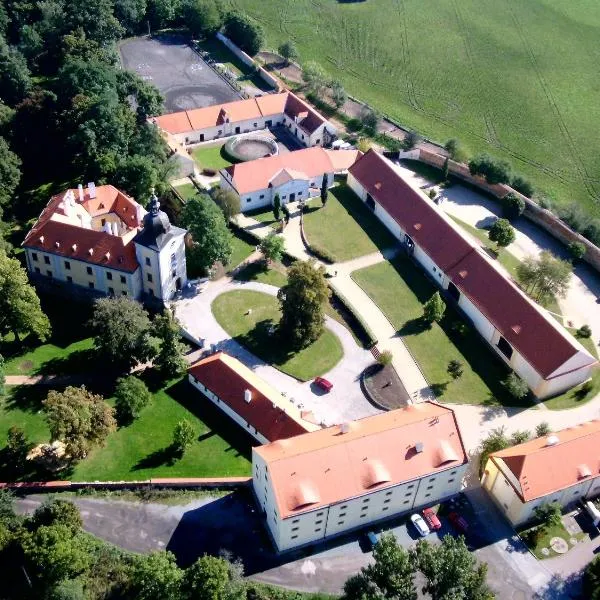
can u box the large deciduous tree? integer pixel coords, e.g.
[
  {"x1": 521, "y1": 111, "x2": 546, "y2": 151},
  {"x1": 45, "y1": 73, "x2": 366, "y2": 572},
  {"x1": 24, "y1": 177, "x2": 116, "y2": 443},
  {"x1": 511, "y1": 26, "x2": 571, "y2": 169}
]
[
  {"x1": 153, "y1": 308, "x2": 187, "y2": 378},
  {"x1": 302, "y1": 61, "x2": 328, "y2": 94},
  {"x1": 278, "y1": 40, "x2": 298, "y2": 65},
  {"x1": 181, "y1": 555, "x2": 231, "y2": 600},
  {"x1": 0, "y1": 37, "x2": 31, "y2": 106},
  {"x1": 415, "y1": 535, "x2": 494, "y2": 600},
  {"x1": 516, "y1": 250, "x2": 572, "y2": 303},
  {"x1": 259, "y1": 232, "x2": 285, "y2": 264},
  {"x1": 89, "y1": 296, "x2": 156, "y2": 371},
  {"x1": 43, "y1": 386, "x2": 116, "y2": 460},
  {"x1": 488, "y1": 218, "x2": 515, "y2": 248},
  {"x1": 278, "y1": 259, "x2": 329, "y2": 350},
  {"x1": 185, "y1": 0, "x2": 223, "y2": 38},
  {"x1": 468, "y1": 154, "x2": 511, "y2": 185},
  {"x1": 172, "y1": 419, "x2": 195, "y2": 456},
  {"x1": 127, "y1": 551, "x2": 182, "y2": 600},
  {"x1": 0, "y1": 136, "x2": 21, "y2": 213},
  {"x1": 212, "y1": 187, "x2": 240, "y2": 221},
  {"x1": 0, "y1": 250, "x2": 51, "y2": 342},
  {"x1": 114, "y1": 375, "x2": 152, "y2": 424},
  {"x1": 181, "y1": 194, "x2": 232, "y2": 273},
  {"x1": 224, "y1": 12, "x2": 264, "y2": 56}
]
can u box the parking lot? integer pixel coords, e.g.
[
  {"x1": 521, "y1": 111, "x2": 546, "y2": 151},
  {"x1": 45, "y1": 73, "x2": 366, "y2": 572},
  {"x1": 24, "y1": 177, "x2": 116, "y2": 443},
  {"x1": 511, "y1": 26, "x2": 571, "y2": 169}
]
[{"x1": 119, "y1": 35, "x2": 241, "y2": 113}]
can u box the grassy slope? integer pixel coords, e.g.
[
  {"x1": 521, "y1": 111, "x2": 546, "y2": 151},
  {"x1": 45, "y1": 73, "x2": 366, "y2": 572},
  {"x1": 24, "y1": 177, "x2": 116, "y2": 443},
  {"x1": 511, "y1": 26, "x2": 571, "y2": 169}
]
[
  {"x1": 303, "y1": 185, "x2": 397, "y2": 262},
  {"x1": 212, "y1": 290, "x2": 343, "y2": 380},
  {"x1": 228, "y1": 233, "x2": 256, "y2": 270},
  {"x1": 229, "y1": 0, "x2": 600, "y2": 217},
  {"x1": 352, "y1": 256, "x2": 529, "y2": 407}
]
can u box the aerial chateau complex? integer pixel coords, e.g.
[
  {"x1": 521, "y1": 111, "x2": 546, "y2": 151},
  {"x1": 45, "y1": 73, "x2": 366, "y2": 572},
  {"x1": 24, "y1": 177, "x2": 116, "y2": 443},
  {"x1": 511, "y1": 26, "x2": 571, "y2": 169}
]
[{"x1": 23, "y1": 184, "x2": 187, "y2": 303}]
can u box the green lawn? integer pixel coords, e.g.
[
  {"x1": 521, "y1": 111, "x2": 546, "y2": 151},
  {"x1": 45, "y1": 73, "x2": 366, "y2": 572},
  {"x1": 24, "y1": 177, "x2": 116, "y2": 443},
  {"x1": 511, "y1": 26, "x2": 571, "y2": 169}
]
[
  {"x1": 245, "y1": 206, "x2": 280, "y2": 229},
  {"x1": 229, "y1": 0, "x2": 600, "y2": 218},
  {"x1": 0, "y1": 387, "x2": 50, "y2": 447},
  {"x1": 352, "y1": 256, "x2": 530, "y2": 406},
  {"x1": 174, "y1": 183, "x2": 199, "y2": 202},
  {"x1": 542, "y1": 371, "x2": 600, "y2": 411},
  {"x1": 228, "y1": 232, "x2": 256, "y2": 270},
  {"x1": 72, "y1": 377, "x2": 251, "y2": 481},
  {"x1": 519, "y1": 521, "x2": 587, "y2": 560},
  {"x1": 212, "y1": 290, "x2": 343, "y2": 380},
  {"x1": 303, "y1": 185, "x2": 398, "y2": 262},
  {"x1": 234, "y1": 260, "x2": 288, "y2": 287},
  {"x1": 191, "y1": 145, "x2": 234, "y2": 171}
]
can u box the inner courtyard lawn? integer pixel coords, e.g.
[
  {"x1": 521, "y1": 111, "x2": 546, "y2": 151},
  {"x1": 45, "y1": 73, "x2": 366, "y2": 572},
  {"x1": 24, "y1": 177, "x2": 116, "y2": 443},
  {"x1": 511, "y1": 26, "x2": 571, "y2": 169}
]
[
  {"x1": 212, "y1": 290, "x2": 343, "y2": 380},
  {"x1": 173, "y1": 182, "x2": 199, "y2": 202},
  {"x1": 352, "y1": 256, "x2": 529, "y2": 407},
  {"x1": 228, "y1": 232, "x2": 256, "y2": 270},
  {"x1": 303, "y1": 185, "x2": 398, "y2": 262},
  {"x1": 191, "y1": 144, "x2": 234, "y2": 171}
]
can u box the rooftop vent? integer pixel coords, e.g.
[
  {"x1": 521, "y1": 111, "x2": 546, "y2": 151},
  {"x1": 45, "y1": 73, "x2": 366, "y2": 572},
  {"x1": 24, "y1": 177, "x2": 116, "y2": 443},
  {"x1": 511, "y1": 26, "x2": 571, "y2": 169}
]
[
  {"x1": 374, "y1": 182, "x2": 382, "y2": 190},
  {"x1": 39, "y1": 236, "x2": 45, "y2": 244},
  {"x1": 414, "y1": 442, "x2": 424, "y2": 453},
  {"x1": 340, "y1": 422, "x2": 351, "y2": 434},
  {"x1": 87, "y1": 182, "x2": 96, "y2": 199},
  {"x1": 71, "y1": 244, "x2": 77, "y2": 252},
  {"x1": 244, "y1": 389, "x2": 252, "y2": 403},
  {"x1": 577, "y1": 464, "x2": 592, "y2": 479},
  {"x1": 545, "y1": 435, "x2": 559, "y2": 447},
  {"x1": 54, "y1": 241, "x2": 60, "y2": 248},
  {"x1": 459, "y1": 270, "x2": 468, "y2": 279},
  {"x1": 413, "y1": 223, "x2": 422, "y2": 230},
  {"x1": 78, "y1": 184, "x2": 84, "y2": 202},
  {"x1": 104, "y1": 252, "x2": 110, "y2": 261},
  {"x1": 511, "y1": 325, "x2": 522, "y2": 334},
  {"x1": 88, "y1": 248, "x2": 94, "y2": 256}
]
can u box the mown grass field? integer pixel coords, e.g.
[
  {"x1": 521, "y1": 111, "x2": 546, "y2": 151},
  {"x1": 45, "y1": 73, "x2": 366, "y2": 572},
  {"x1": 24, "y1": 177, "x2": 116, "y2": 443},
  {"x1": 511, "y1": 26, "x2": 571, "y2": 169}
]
[{"x1": 229, "y1": 0, "x2": 600, "y2": 217}]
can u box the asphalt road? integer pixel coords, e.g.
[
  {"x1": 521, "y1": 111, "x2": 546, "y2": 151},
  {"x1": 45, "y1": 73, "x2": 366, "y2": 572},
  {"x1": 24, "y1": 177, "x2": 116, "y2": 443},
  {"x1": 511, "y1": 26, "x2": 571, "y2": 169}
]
[{"x1": 119, "y1": 35, "x2": 240, "y2": 113}]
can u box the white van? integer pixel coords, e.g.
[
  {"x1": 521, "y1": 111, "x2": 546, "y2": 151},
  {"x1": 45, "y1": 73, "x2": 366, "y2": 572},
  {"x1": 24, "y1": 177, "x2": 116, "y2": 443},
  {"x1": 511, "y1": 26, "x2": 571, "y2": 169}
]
[{"x1": 583, "y1": 500, "x2": 600, "y2": 527}]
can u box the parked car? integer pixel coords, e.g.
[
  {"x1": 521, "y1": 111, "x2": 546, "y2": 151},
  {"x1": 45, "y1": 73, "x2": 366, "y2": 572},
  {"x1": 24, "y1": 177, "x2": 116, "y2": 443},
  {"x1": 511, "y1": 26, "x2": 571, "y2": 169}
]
[
  {"x1": 449, "y1": 511, "x2": 469, "y2": 534},
  {"x1": 422, "y1": 507, "x2": 442, "y2": 531},
  {"x1": 364, "y1": 530, "x2": 378, "y2": 550},
  {"x1": 314, "y1": 376, "x2": 333, "y2": 392},
  {"x1": 410, "y1": 513, "x2": 430, "y2": 537}
]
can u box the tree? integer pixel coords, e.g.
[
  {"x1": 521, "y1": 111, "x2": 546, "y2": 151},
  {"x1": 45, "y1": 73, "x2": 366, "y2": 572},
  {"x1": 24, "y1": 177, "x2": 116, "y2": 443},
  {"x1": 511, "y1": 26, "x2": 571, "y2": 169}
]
[
  {"x1": 423, "y1": 291, "x2": 446, "y2": 324},
  {"x1": 185, "y1": 0, "x2": 223, "y2": 38},
  {"x1": 0, "y1": 136, "x2": 21, "y2": 212},
  {"x1": 442, "y1": 157, "x2": 449, "y2": 181},
  {"x1": 173, "y1": 419, "x2": 195, "y2": 455},
  {"x1": 361, "y1": 107, "x2": 378, "y2": 136},
  {"x1": 516, "y1": 251, "x2": 572, "y2": 302},
  {"x1": 30, "y1": 499, "x2": 82, "y2": 533},
  {"x1": 0, "y1": 250, "x2": 51, "y2": 342},
  {"x1": 281, "y1": 203, "x2": 290, "y2": 223},
  {"x1": 114, "y1": 375, "x2": 152, "y2": 423},
  {"x1": 377, "y1": 350, "x2": 393, "y2": 367},
  {"x1": 320, "y1": 175, "x2": 328, "y2": 206},
  {"x1": 468, "y1": 154, "x2": 511, "y2": 185},
  {"x1": 0, "y1": 38, "x2": 30, "y2": 106},
  {"x1": 114, "y1": 0, "x2": 148, "y2": 33},
  {"x1": 43, "y1": 386, "x2": 116, "y2": 460},
  {"x1": 444, "y1": 138, "x2": 460, "y2": 159},
  {"x1": 0, "y1": 354, "x2": 4, "y2": 396},
  {"x1": 583, "y1": 555, "x2": 600, "y2": 600},
  {"x1": 510, "y1": 430, "x2": 530, "y2": 445},
  {"x1": 576, "y1": 324, "x2": 592, "y2": 338},
  {"x1": 115, "y1": 154, "x2": 158, "y2": 203},
  {"x1": 278, "y1": 40, "x2": 298, "y2": 65},
  {"x1": 6, "y1": 425, "x2": 29, "y2": 469},
  {"x1": 567, "y1": 241, "x2": 586, "y2": 262},
  {"x1": 502, "y1": 192, "x2": 525, "y2": 221},
  {"x1": 488, "y1": 218, "x2": 515, "y2": 248},
  {"x1": 128, "y1": 551, "x2": 182, "y2": 600},
  {"x1": 478, "y1": 426, "x2": 509, "y2": 476},
  {"x1": 447, "y1": 359, "x2": 464, "y2": 380},
  {"x1": 181, "y1": 555, "x2": 230, "y2": 600},
  {"x1": 415, "y1": 535, "x2": 494, "y2": 600},
  {"x1": 153, "y1": 308, "x2": 187, "y2": 378},
  {"x1": 259, "y1": 232, "x2": 285, "y2": 264},
  {"x1": 278, "y1": 259, "x2": 330, "y2": 350},
  {"x1": 357, "y1": 138, "x2": 371, "y2": 153},
  {"x1": 212, "y1": 187, "x2": 240, "y2": 221},
  {"x1": 224, "y1": 12, "x2": 264, "y2": 56},
  {"x1": 63, "y1": 0, "x2": 124, "y2": 47},
  {"x1": 272, "y1": 193, "x2": 281, "y2": 221},
  {"x1": 502, "y1": 372, "x2": 529, "y2": 401},
  {"x1": 330, "y1": 80, "x2": 347, "y2": 109},
  {"x1": 302, "y1": 60, "x2": 328, "y2": 94},
  {"x1": 89, "y1": 296, "x2": 156, "y2": 371},
  {"x1": 181, "y1": 195, "x2": 233, "y2": 273},
  {"x1": 343, "y1": 534, "x2": 417, "y2": 600},
  {"x1": 533, "y1": 502, "x2": 562, "y2": 527},
  {"x1": 535, "y1": 422, "x2": 551, "y2": 437},
  {"x1": 403, "y1": 131, "x2": 422, "y2": 151},
  {"x1": 511, "y1": 175, "x2": 534, "y2": 198}
]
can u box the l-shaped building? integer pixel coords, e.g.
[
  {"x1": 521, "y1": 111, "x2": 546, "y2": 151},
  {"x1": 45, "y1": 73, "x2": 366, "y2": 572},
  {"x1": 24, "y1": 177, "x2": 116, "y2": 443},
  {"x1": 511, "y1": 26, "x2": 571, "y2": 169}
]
[
  {"x1": 347, "y1": 150, "x2": 597, "y2": 399},
  {"x1": 152, "y1": 91, "x2": 335, "y2": 149}
]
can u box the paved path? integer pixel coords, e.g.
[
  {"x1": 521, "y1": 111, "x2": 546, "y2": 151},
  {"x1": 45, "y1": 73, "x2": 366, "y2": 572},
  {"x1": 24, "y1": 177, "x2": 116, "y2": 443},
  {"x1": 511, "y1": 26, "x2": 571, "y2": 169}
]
[{"x1": 173, "y1": 278, "x2": 379, "y2": 426}]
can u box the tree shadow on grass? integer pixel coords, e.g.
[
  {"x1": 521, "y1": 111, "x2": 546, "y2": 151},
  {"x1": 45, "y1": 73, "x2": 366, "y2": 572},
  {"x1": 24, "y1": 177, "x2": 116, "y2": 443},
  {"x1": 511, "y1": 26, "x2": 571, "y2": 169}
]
[
  {"x1": 4, "y1": 385, "x2": 57, "y2": 414},
  {"x1": 36, "y1": 348, "x2": 98, "y2": 377},
  {"x1": 134, "y1": 444, "x2": 179, "y2": 470},
  {"x1": 398, "y1": 317, "x2": 430, "y2": 337},
  {"x1": 430, "y1": 381, "x2": 449, "y2": 397},
  {"x1": 233, "y1": 261, "x2": 269, "y2": 283},
  {"x1": 234, "y1": 319, "x2": 296, "y2": 368}
]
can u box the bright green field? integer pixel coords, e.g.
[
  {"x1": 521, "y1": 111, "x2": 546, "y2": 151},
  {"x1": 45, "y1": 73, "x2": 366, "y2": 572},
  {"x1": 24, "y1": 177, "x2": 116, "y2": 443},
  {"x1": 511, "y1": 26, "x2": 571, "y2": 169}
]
[
  {"x1": 191, "y1": 145, "x2": 233, "y2": 170},
  {"x1": 212, "y1": 290, "x2": 343, "y2": 380},
  {"x1": 229, "y1": 0, "x2": 600, "y2": 216},
  {"x1": 173, "y1": 183, "x2": 199, "y2": 202}
]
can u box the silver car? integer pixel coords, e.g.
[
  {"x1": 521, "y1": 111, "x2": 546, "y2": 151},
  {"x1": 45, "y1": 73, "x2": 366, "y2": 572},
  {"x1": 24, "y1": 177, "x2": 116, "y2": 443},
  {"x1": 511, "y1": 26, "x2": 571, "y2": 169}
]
[{"x1": 410, "y1": 513, "x2": 431, "y2": 537}]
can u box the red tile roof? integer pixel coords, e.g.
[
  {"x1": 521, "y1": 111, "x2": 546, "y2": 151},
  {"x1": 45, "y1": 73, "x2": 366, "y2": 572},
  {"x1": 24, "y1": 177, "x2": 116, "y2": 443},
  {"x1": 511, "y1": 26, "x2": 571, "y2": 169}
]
[
  {"x1": 349, "y1": 150, "x2": 595, "y2": 379},
  {"x1": 224, "y1": 148, "x2": 360, "y2": 195},
  {"x1": 188, "y1": 353, "x2": 316, "y2": 442},
  {"x1": 490, "y1": 420, "x2": 600, "y2": 501},
  {"x1": 255, "y1": 402, "x2": 467, "y2": 519}
]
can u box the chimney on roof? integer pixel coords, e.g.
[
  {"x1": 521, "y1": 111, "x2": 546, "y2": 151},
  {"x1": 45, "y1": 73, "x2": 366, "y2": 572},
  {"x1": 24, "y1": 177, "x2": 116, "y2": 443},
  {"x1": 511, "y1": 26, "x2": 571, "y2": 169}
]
[
  {"x1": 88, "y1": 248, "x2": 94, "y2": 256},
  {"x1": 244, "y1": 389, "x2": 252, "y2": 403},
  {"x1": 105, "y1": 252, "x2": 111, "y2": 261},
  {"x1": 71, "y1": 243, "x2": 77, "y2": 252},
  {"x1": 78, "y1": 184, "x2": 84, "y2": 203},
  {"x1": 414, "y1": 442, "x2": 424, "y2": 453},
  {"x1": 103, "y1": 222, "x2": 111, "y2": 234},
  {"x1": 545, "y1": 435, "x2": 559, "y2": 447},
  {"x1": 340, "y1": 422, "x2": 351, "y2": 434},
  {"x1": 39, "y1": 235, "x2": 44, "y2": 244},
  {"x1": 54, "y1": 241, "x2": 60, "y2": 248},
  {"x1": 88, "y1": 182, "x2": 96, "y2": 199}
]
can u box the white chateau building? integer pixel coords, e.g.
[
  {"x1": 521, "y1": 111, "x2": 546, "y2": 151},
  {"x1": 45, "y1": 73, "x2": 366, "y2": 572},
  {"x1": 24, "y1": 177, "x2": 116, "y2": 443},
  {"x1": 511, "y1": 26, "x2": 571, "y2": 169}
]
[{"x1": 23, "y1": 184, "x2": 187, "y2": 303}]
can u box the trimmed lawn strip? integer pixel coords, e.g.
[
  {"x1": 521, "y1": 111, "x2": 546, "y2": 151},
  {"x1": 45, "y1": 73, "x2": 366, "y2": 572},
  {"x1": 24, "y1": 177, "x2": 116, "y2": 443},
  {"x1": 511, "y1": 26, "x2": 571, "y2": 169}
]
[
  {"x1": 303, "y1": 185, "x2": 398, "y2": 262},
  {"x1": 228, "y1": 232, "x2": 256, "y2": 270},
  {"x1": 212, "y1": 290, "x2": 343, "y2": 381},
  {"x1": 234, "y1": 260, "x2": 288, "y2": 287},
  {"x1": 519, "y1": 521, "x2": 586, "y2": 560},
  {"x1": 191, "y1": 144, "x2": 234, "y2": 171},
  {"x1": 567, "y1": 328, "x2": 598, "y2": 359},
  {"x1": 0, "y1": 386, "x2": 50, "y2": 448},
  {"x1": 542, "y1": 371, "x2": 600, "y2": 411},
  {"x1": 173, "y1": 183, "x2": 199, "y2": 202},
  {"x1": 352, "y1": 256, "x2": 530, "y2": 407}
]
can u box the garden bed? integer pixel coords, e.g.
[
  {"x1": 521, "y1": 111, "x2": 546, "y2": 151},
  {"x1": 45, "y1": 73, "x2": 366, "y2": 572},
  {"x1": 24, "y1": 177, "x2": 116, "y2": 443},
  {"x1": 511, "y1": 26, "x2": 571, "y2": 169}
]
[{"x1": 362, "y1": 363, "x2": 409, "y2": 410}]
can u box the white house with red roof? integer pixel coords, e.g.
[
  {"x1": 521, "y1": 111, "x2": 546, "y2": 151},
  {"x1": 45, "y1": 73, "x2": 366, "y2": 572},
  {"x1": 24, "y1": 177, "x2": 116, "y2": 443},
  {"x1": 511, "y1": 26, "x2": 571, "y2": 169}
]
[
  {"x1": 152, "y1": 91, "x2": 335, "y2": 148},
  {"x1": 23, "y1": 184, "x2": 187, "y2": 303},
  {"x1": 219, "y1": 147, "x2": 360, "y2": 211},
  {"x1": 347, "y1": 150, "x2": 597, "y2": 399},
  {"x1": 253, "y1": 402, "x2": 468, "y2": 552},
  {"x1": 482, "y1": 421, "x2": 600, "y2": 525}
]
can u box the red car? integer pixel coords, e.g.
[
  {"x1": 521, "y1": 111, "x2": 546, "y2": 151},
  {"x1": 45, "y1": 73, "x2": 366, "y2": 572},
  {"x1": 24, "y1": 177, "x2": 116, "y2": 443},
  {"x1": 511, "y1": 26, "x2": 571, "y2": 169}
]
[
  {"x1": 422, "y1": 508, "x2": 442, "y2": 531},
  {"x1": 314, "y1": 377, "x2": 333, "y2": 392},
  {"x1": 449, "y1": 511, "x2": 469, "y2": 534}
]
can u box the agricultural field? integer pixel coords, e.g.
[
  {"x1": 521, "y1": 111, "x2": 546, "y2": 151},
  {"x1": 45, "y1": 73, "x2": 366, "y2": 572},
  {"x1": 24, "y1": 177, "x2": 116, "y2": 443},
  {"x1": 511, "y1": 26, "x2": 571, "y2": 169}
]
[{"x1": 229, "y1": 0, "x2": 600, "y2": 217}]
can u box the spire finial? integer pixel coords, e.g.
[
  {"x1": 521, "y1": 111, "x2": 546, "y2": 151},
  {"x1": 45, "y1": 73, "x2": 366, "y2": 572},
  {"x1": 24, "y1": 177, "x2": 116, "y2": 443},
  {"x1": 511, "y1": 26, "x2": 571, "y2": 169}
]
[{"x1": 149, "y1": 188, "x2": 160, "y2": 215}]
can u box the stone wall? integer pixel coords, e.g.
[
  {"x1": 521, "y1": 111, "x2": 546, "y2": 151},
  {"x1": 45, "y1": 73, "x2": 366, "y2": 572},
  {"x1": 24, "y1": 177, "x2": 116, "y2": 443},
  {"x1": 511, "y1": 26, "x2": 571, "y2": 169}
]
[{"x1": 405, "y1": 148, "x2": 600, "y2": 272}]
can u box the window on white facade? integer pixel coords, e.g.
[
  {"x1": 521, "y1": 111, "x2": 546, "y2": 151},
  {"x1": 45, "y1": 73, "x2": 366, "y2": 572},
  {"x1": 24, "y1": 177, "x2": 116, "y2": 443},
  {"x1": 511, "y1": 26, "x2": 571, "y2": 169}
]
[
  {"x1": 64, "y1": 261, "x2": 71, "y2": 270},
  {"x1": 147, "y1": 273, "x2": 153, "y2": 283},
  {"x1": 122, "y1": 291, "x2": 127, "y2": 296},
  {"x1": 32, "y1": 253, "x2": 38, "y2": 261},
  {"x1": 425, "y1": 493, "x2": 431, "y2": 498},
  {"x1": 315, "y1": 527, "x2": 321, "y2": 532},
  {"x1": 292, "y1": 519, "x2": 299, "y2": 524},
  {"x1": 337, "y1": 521, "x2": 344, "y2": 526},
  {"x1": 106, "y1": 272, "x2": 112, "y2": 280},
  {"x1": 405, "y1": 492, "x2": 412, "y2": 498},
  {"x1": 120, "y1": 275, "x2": 126, "y2": 284},
  {"x1": 292, "y1": 527, "x2": 299, "y2": 532},
  {"x1": 260, "y1": 194, "x2": 264, "y2": 199},
  {"x1": 384, "y1": 499, "x2": 391, "y2": 504},
  {"x1": 145, "y1": 257, "x2": 151, "y2": 266},
  {"x1": 47, "y1": 270, "x2": 52, "y2": 277},
  {"x1": 34, "y1": 267, "x2": 40, "y2": 273},
  {"x1": 88, "y1": 282, "x2": 94, "y2": 289},
  {"x1": 385, "y1": 491, "x2": 393, "y2": 496},
  {"x1": 291, "y1": 535, "x2": 298, "y2": 539},
  {"x1": 108, "y1": 287, "x2": 114, "y2": 295},
  {"x1": 315, "y1": 520, "x2": 322, "y2": 525},
  {"x1": 316, "y1": 512, "x2": 324, "y2": 516},
  {"x1": 403, "y1": 500, "x2": 410, "y2": 505},
  {"x1": 382, "y1": 507, "x2": 389, "y2": 512},
  {"x1": 246, "y1": 198, "x2": 251, "y2": 203},
  {"x1": 407, "y1": 484, "x2": 415, "y2": 489},
  {"x1": 44, "y1": 256, "x2": 50, "y2": 264},
  {"x1": 86, "y1": 266, "x2": 92, "y2": 275},
  {"x1": 67, "y1": 276, "x2": 72, "y2": 283},
  {"x1": 448, "y1": 479, "x2": 455, "y2": 483}
]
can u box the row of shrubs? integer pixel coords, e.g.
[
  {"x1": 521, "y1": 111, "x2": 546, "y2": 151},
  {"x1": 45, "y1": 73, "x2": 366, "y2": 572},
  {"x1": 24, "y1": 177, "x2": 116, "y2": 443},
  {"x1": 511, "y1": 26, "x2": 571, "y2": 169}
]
[{"x1": 330, "y1": 289, "x2": 378, "y2": 349}]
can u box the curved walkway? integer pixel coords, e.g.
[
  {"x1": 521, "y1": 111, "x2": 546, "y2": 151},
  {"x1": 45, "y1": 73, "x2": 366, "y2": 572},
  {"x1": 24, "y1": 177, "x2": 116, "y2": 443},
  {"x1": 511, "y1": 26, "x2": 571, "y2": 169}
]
[{"x1": 173, "y1": 277, "x2": 380, "y2": 426}]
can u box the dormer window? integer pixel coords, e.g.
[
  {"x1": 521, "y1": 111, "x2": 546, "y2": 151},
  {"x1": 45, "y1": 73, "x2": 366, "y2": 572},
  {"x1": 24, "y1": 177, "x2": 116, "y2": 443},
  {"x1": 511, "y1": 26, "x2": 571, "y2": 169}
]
[{"x1": 98, "y1": 203, "x2": 105, "y2": 209}]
